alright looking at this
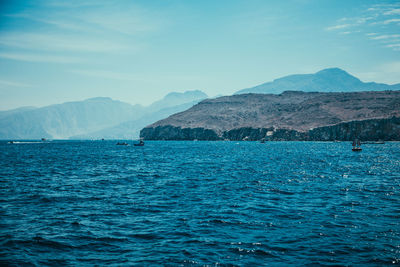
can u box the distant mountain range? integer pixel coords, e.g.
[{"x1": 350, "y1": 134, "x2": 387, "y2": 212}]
[
  {"x1": 2, "y1": 67, "x2": 400, "y2": 140},
  {"x1": 0, "y1": 90, "x2": 207, "y2": 139},
  {"x1": 235, "y1": 68, "x2": 400, "y2": 95}
]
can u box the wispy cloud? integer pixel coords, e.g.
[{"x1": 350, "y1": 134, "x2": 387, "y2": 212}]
[
  {"x1": 383, "y1": 8, "x2": 400, "y2": 16},
  {"x1": 383, "y1": 18, "x2": 400, "y2": 24},
  {"x1": 369, "y1": 34, "x2": 400, "y2": 40},
  {"x1": 386, "y1": 43, "x2": 400, "y2": 51},
  {"x1": 326, "y1": 2, "x2": 400, "y2": 52},
  {"x1": 325, "y1": 16, "x2": 376, "y2": 31},
  {"x1": 5, "y1": 1, "x2": 163, "y2": 36},
  {"x1": 0, "y1": 52, "x2": 82, "y2": 63},
  {"x1": 0, "y1": 79, "x2": 32, "y2": 88},
  {"x1": 70, "y1": 69, "x2": 140, "y2": 81},
  {"x1": 0, "y1": 0, "x2": 164, "y2": 64},
  {"x1": 325, "y1": 24, "x2": 352, "y2": 31},
  {"x1": 70, "y1": 69, "x2": 201, "y2": 83},
  {"x1": 0, "y1": 32, "x2": 132, "y2": 53}
]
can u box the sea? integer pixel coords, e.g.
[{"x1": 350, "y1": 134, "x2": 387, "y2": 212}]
[{"x1": 1, "y1": 140, "x2": 399, "y2": 266}]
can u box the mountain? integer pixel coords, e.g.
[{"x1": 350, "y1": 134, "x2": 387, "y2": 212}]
[
  {"x1": 71, "y1": 91, "x2": 207, "y2": 139},
  {"x1": 71, "y1": 100, "x2": 204, "y2": 139},
  {"x1": 0, "y1": 106, "x2": 37, "y2": 119},
  {"x1": 235, "y1": 68, "x2": 400, "y2": 95},
  {"x1": 148, "y1": 90, "x2": 207, "y2": 110},
  {"x1": 1, "y1": 91, "x2": 207, "y2": 140},
  {"x1": 0, "y1": 97, "x2": 143, "y2": 139},
  {"x1": 140, "y1": 90, "x2": 400, "y2": 141}
]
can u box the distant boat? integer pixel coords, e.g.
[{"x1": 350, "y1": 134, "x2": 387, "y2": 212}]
[
  {"x1": 352, "y1": 139, "x2": 362, "y2": 152},
  {"x1": 41, "y1": 138, "x2": 46, "y2": 142},
  {"x1": 116, "y1": 142, "x2": 129, "y2": 146},
  {"x1": 134, "y1": 139, "x2": 144, "y2": 146}
]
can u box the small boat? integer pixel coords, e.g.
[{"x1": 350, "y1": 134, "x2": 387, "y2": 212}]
[
  {"x1": 134, "y1": 139, "x2": 144, "y2": 146},
  {"x1": 116, "y1": 142, "x2": 129, "y2": 146},
  {"x1": 352, "y1": 139, "x2": 362, "y2": 152}
]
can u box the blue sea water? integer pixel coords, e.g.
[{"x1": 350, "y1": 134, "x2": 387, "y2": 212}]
[{"x1": 0, "y1": 140, "x2": 399, "y2": 266}]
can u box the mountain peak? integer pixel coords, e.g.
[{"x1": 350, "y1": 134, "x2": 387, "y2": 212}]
[
  {"x1": 84, "y1": 97, "x2": 114, "y2": 102},
  {"x1": 164, "y1": 90, "x2": 207, "y2": 99},
  {"x1": 316, "y1": 67, "x2": 348, "y2": 75}
]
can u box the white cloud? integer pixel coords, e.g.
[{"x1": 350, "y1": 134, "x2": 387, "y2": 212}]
[
  {"x1": 383, "y1": 18, "x2": 400, "y2": 24},
  {"x1": 325, "y1": 24, "x2": 352, "y2": 31},
  {"x1": 327, "y1": 3, "x2": 400, "y2": 52},
  {"x1": 369, "y1": 34, "x2": 400, "y2": 40},
  {"x1": 384, "y1": 8, "x2": 400, "y2": 15},
  {"x1": 386, "y1": 43, "x2": 400, "y2": 48}
]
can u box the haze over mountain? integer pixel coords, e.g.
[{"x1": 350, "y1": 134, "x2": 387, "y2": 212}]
[
  {"x1": 0, "y1": 106, "x2": 38, "y2": 119},
  {"x1": 72, "y1": 99, "x2": 206, "y2": 140},
  {"x1": 0, "y1": 91, "x2": 207, "y2": 140},
  {"x1": 235, "y1": 68, "x2": 400, "y2": 95}
]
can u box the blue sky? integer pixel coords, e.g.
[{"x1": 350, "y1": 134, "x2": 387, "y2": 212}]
[{"x1": 0, "y1": 0, "x2": 400, "y2": 110}]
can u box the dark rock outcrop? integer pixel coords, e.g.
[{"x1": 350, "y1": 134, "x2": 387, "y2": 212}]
[
  {"x1": 140, "y1": 126, "x2": 221, "y2": 141},
  {"x1": 307, "y1": 116, "x2": 400, "y2": 141},
  {"x1": 141, "y1": 117, "x2": 400, "y2": 141}
]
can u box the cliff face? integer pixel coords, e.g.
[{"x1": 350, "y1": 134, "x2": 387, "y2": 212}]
[{"x1": 140, "y1": 90, "x2": 400, "y2": 141}]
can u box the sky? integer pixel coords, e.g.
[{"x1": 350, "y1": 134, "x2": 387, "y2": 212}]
[{"x1": 0, "y1": 0, "x2": 400, "y2": 110}]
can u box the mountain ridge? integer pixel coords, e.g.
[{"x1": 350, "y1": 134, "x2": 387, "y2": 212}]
[
  {"x1": 235, "y1": 68, "x2": 400, "y2": 95},
  {"x1": 0, "y1": 90, "x2": 207, "y2": 139}
]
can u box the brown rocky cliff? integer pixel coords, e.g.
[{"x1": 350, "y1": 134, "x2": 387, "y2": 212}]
[{"x1": 141, "y1": 90, "x2": 400, "y2": 141}]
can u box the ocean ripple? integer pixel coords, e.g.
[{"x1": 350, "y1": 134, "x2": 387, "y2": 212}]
[{"x1": 1, "y1": 140, "x2": 399, "y2": 265}]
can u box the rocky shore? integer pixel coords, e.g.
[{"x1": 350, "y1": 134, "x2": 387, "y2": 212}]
[{"x1": 140, "y1": 117, "x2": 400, "y2": 141}]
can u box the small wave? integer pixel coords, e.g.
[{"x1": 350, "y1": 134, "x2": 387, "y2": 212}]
[
  {"x1": 4, "y1": 236, "x2": 75, "y2": 250},
  {"x1": 130, "y1": 233, "x2": 159, "y2": 240}
]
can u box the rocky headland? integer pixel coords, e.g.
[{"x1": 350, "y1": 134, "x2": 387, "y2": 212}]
[{"x1": 140, "y1": 90, "x2": 400, "y2": 141}]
